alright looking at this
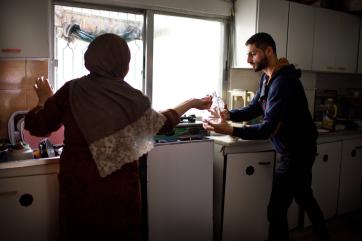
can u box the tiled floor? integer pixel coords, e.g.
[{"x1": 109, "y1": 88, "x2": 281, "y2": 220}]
[{"x1": 289, "y1": 211, "x2": 362, "y2": 241}]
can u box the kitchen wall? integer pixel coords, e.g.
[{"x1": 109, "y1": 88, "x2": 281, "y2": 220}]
[
  {"x1": 228, "y1": 68, "x2": 317, "y2": 114},
  {"x1": 315, "y1": 72, "x2": 362, "y2": 94},
  {"x1": 0, "y1": 60, "x2": 48, "y2": 140}
]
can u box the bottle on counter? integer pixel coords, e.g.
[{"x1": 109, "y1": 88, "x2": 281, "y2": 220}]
[{"x1": 321, "y1": 98, "x2": 337, "y2": 131}]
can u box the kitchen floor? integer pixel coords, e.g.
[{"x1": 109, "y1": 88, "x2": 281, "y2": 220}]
[{"x1": 289, "y1": 211, "x2": 362, "y2": 241}]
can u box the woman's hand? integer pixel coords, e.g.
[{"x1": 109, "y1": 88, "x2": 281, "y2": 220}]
[
  {"x1": 203, "y1": 118, "x2": 234, "y2": 135},
  {"x1": 33, "y1": 76, "x2": 54, "y2": 106},
  {"x1": 191, "y1": 96, "x2": 213, "y2": 110}
]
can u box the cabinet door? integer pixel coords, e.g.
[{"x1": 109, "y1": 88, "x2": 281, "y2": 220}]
[
  {"x1": 223, "y1": 151, "x2": 274, "y2": 241},
  {"x1": 233, "y1": 0, "x2": 288, "y2": 68},
  {"x1": 338, "y1": 138, "x2": 362, "y2": 214},
  {"x1": 0, "y1": 0, "x2": 49, "y2": 58},
  {"x1": 147, "y1": 141, "x2": 213, "y2": 241},
  {"x1": 0, "y1": 174, "x2": 59, "y2": 241},
  {"x1": 305, "y1": 142, "x2": 341, "y2": 226},
  {"x1": 312, "y1": 8, "x2": 340, "y2": 72},
  {"x1": 257, "y1": 0, "x2": 289, "y2": 58},
  {"x1": 335, "y1": 12, "x2": 360, "y2": 73},
  {"x1": 287, "y1": 2, "x2": 315, "y2": 70}
]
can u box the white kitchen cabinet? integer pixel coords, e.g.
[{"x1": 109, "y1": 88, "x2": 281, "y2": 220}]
[
  {"x1": 0, "y1": 0, "x2": 49, "y2": 58},
  {"x1": 312, "y1": 8, "x2": 340, "y2": 72},
  {"x1": 335, "y1": 12, "x2": 360, "y2": 73},
  {"x1": 222, "y1": 151, "x2": 275, "y2": 241},
  {"x1": 234, "y1": 0, "x2": 289, "y2": 68},
  {"x1": 338, "y1": 138, "x2": 362, "y2": 214},
  {"x1": 0, "y1": 174, "x2": 59, "y2": 241},
  {"x1": 305, "y1": 141, "x2": 342, "y2": 226},
  {"x1": 287, "y1": 2, "x2": 315, "y2": 71},
  {"x1": 312, "y1": 8, "x2": 359, "y2": 73},
  {"x1": 147, "y1": 141, "x2": 213, "y2": 241}
]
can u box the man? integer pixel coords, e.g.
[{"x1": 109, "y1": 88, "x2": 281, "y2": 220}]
[{"x1": 204, "y1": 32, "x2": 330, "y2": 241}]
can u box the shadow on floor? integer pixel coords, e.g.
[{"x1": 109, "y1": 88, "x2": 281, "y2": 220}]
[{"x1": 289, "y1": 211, "x2": 362, "y2": 241}]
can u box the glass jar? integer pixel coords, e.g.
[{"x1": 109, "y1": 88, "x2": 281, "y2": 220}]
[{"x1": 322, "y1": 98, "x2": 337, "y2": 130}]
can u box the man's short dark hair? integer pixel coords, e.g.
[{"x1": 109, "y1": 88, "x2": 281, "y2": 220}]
[{"x1": 245, "y1": 32, "x2": 276, "y2": 54}]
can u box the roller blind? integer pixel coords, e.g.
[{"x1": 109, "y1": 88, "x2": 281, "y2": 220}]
[{"x1": 58, "y1": 0, "x2": 232, "y2": 17}]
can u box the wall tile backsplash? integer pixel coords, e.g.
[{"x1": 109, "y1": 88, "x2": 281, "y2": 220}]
[{"x1": 0, "y1": 60, "x2": 48, "y2": 140}]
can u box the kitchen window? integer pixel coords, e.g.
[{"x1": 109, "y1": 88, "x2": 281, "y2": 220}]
[
  {"x1": 54, "y1": 5, "x2": 144, "y2": 91},
  {"x1": 152, "y1": 14, "x2": 225, "y2": 117},
  {"x1": 53, "y1": 5, "x2": 226, "y2": 117}
]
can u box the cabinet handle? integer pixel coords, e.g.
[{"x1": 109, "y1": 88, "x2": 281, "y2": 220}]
[
  {"x1": 1, "y1": 48, "x2": 21, "y2": 53},
  {"x1": 323, "y1": 154, "x2": 328, "y2": 162},
  {"x1": 355, "y1": 146, "x2": 362, "y2": 150},
  {"x1": 326, "y1": 66, "x2": 335, "y2": 70},
  {"x1": 19, "y1": 193, "x2": 33, "y2": 207},
  {"x1": 245, "y1": 166, "x2": 255, "y2": 175},
  {"x1": 0, "y1": 191, "x2": 18, "y2": 197},
  {"x1": 351, "y1": 150, "x2": 356, "y2": 157},
  {"x1": 258, "y1": 161, "x2": 271, "y2": 165},
  {"x1": 338, "y1": 67, "x2": 346, "y2": 71}
]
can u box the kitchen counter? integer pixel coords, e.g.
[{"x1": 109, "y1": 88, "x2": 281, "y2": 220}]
[
  {"x1": 0, "y1": 140, "x2": 211, "y2": 173},
  {"x1": 0, "y1": 157, "x2": 59, "y2": 178},
  {"x1": 208, "y1": 129, "x2": 362, "y2": 153},
  {"x1": 1, "y1": 130, "x2": 361, "y2": 172}
]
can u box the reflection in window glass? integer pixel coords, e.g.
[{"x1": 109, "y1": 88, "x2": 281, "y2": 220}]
[
  {"x1": 54, "y1": 5, "x2": 144, "y2": 91},
  {"x1": 153, "y1": 14, "x2": 225, "y2": 117}
]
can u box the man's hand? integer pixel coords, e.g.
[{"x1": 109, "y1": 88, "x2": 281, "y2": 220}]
[
  {"x1": 208, "y1": 104, "x2": 230, "y2": 120},
  {"x1": 34, "y1": 76, "x2": 54, "y2": 106},
  {"x1": 203, "y1": 118, "x2": 233, "y2": 135}
]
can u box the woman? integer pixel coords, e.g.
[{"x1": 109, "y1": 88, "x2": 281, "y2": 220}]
[{"x1": 25, "y1": 33, "x2": 212, "y2": 241}]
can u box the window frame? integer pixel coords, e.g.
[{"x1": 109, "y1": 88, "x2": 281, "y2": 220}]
[{"x1": 50, "y1": 2, "x2": 229, "y2": 103}]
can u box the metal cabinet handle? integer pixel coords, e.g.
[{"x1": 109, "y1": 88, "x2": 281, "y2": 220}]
[
  {"x1": 258, "y1": 161, "x2": 271, "y2": 165},
  {"x1": 0, "y1": 191, "x2": 18, "y2": 197}
]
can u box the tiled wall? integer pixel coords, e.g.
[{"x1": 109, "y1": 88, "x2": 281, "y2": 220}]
[{"x1": 0, "y1": 60, "x2": 48, "y2": 140}]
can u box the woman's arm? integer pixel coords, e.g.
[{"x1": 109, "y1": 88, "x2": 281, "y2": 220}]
[
  {"x1": 158, "y1": 96, "x2": 212, "y2": 134},
  {"x1": 172, "y1": 97, "x2": 212, "y2": 117},
  {"x1": 24, "y1": 77, "x2": 65, "y2": 136}
]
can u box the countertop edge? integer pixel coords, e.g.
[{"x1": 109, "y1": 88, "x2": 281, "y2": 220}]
[{"x1": 0, "y1": 157, "x2": 59, "y2": 175}]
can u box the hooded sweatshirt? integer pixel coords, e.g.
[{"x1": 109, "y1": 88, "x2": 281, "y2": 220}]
[{"x1": 230, "y1": 64, "x2": 317, "y2": 157}]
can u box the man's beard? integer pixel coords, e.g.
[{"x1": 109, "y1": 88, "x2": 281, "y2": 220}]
[{"x1": 253, "y1": 56, "x2": 268, "y2": 72}]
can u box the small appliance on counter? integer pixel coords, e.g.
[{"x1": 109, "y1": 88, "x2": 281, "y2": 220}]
[
  {"x1": 6, "y1": 110, "x2": 64, "y2": 160},
  {"x1": 228, "y1": 89, "x2": 255, "y2": 109}
]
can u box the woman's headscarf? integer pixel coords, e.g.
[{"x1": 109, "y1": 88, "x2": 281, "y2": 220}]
[{"x1": 69, "y1": 33, "x2": 166, "y2": 177}]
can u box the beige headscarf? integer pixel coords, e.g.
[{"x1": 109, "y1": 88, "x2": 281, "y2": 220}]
[{"x1": 69, "y1": 33, "x2": 166, "y2": 177}]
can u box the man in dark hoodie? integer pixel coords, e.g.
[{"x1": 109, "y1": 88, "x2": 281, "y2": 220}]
[{"x1": 203, "y1": 32, "x2": 330, "y2": 241}]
